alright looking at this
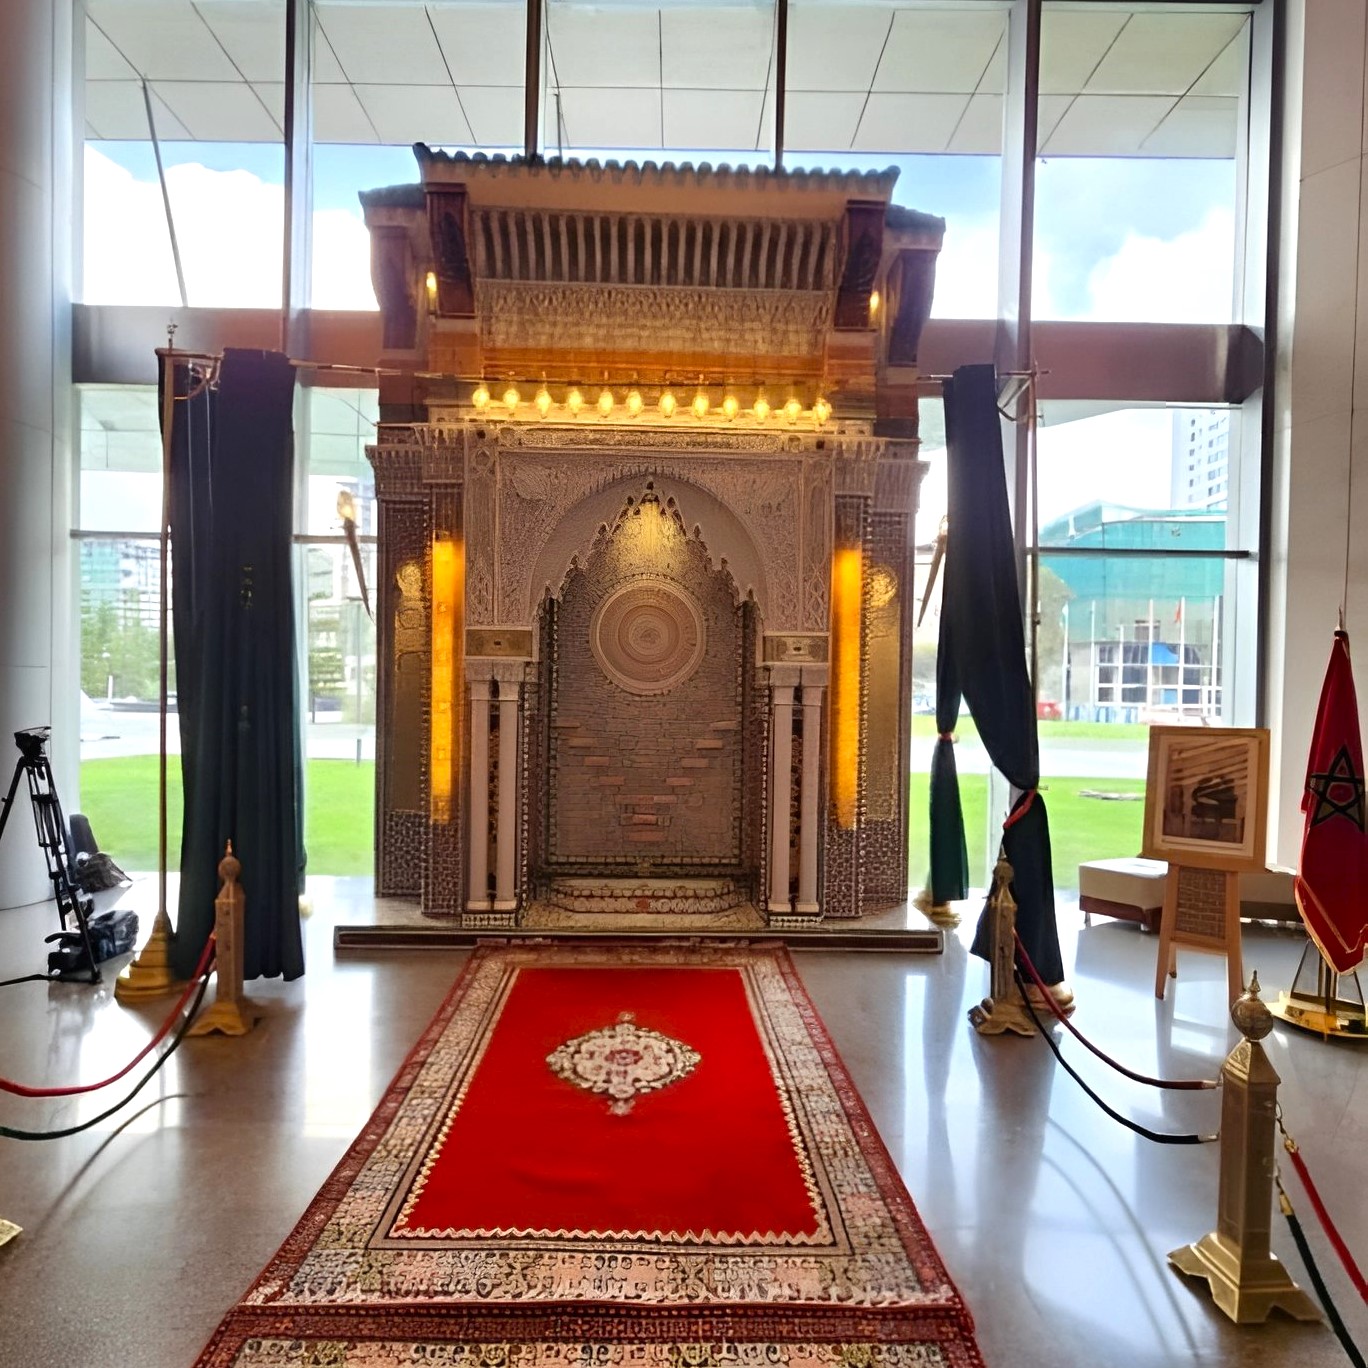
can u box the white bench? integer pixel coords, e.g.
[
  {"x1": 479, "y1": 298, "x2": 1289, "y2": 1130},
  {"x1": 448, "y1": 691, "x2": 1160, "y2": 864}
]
[
  {"x1": 1078, "y1": 857, "x2": 1168, "y2": 932},
  {"x1": 1078, "y1": 859, "x2": 1300, "y2": 933}
]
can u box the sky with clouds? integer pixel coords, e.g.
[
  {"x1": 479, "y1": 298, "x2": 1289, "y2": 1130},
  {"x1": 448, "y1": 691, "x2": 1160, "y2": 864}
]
[{"x1": 81, "y1": 141, "x2": 1238, "y2": 532}]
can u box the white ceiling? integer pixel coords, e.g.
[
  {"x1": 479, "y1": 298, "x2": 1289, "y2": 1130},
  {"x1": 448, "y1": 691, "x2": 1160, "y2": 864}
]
[{"x1": 84, "y1": 2, "x2": 1250, "y2": 158}]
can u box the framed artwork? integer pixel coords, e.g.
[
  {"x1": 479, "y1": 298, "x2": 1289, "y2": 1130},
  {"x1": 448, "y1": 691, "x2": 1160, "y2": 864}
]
[{"x1": 1141, "y1": 726, "x2": 1270, "y2": 872}]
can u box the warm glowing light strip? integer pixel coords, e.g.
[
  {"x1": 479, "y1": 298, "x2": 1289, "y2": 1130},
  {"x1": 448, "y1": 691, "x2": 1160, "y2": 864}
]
[
  {"x1": 429, "y1": 537, "x2": 461, "y2": 824},
  {"x1": 830, "y1": 546, "x2": 863, "y2": 830}
]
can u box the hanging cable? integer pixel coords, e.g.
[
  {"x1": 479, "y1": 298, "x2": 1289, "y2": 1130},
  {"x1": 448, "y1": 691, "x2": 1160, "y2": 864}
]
[
  {"x1": 1277, "y1": 1173, "x2": 1367, "y2": 1368},
  {"x1": 1014, "y1": 929, "x2": 1217, "y2": 1091},
  {"x1": 1, "y1": 963, "x2": 213, "y2": 1142},
  {"x1": 0, "y1": 937, "x2": 215, "y2": 1099},
  {"x1": 1279, "y1": 1109, "x2": 1368, "y2": 1305},
  {"x1": 1013, "y1": 971, "x2": 1214, "y2": 1145}
]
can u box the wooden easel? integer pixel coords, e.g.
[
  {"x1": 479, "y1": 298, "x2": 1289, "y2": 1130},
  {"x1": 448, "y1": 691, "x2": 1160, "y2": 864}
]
[{"x1": 1154, "y1": 863, "x2": 1244, "y2": 1006}]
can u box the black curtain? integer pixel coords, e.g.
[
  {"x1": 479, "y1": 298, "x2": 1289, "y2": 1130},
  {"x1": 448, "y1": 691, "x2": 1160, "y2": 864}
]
[
  {"x1": 935, "y1": 363, "x2": 1064, "y2": 985},
  {"x1": 164, "y1": 348, "x2": 305, "y2": 981}
]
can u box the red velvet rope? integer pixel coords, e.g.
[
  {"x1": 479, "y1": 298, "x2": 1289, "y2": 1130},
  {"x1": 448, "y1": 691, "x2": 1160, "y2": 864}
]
[
  {"x1": 1286, "y1": 1137, "x2": 1368, "y2": 1304},
  {"x1": 1012, "y1": 929, "x2": 1216, "y2": 1090},
  {"x1": 0, "y1": 935, "x2": 217, "y2": 1098}
]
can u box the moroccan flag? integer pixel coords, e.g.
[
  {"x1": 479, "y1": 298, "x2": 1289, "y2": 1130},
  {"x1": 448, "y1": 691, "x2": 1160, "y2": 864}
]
[{"x1": 1295, "y1": 630, "x2": 1368, "y2": 973}]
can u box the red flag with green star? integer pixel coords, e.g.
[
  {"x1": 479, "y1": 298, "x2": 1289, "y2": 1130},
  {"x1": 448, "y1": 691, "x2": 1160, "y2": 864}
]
[{"x1": 1295, "y1": 631, "x2": 1368, "y2": 973}]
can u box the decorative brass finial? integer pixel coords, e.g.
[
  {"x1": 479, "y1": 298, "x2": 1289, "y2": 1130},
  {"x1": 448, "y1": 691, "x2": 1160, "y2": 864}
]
[{"x1": 1231, "y1": 971, "x2": 1274, "y2": 1042}]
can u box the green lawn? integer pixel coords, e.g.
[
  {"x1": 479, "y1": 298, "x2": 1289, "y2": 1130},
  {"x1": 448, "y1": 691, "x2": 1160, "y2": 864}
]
[
  {"x1": 908, "y1": 773, "x2": 1146, "y2": 891},
  {"x1": 78, "y1": 756, "x2": 375, "y2": 876},
  {"x1": 82, "y1": 755, "x2": 1142, "y2": 889},
  {"x1": 910, "y1": 714, "x2": 1151, "y2": 743}
]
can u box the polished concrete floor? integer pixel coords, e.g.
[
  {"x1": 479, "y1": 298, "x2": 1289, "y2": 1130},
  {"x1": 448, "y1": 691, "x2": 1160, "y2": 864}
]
[{"x1": 0, "y1": 883, "x2": 1364, "y2": 1367}]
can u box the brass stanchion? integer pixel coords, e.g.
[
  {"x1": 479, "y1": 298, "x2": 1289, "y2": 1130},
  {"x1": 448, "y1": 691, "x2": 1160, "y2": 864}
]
[
  {"x1": 1169, "y1": 973, "x2": 1320, "y2": 1323},
  {"x1": 968, "y1": 854, "x2": 1036, "y2": 1037},
  {"x1": 188, "y1": 843, "x2": 259, "y2": 1038}
]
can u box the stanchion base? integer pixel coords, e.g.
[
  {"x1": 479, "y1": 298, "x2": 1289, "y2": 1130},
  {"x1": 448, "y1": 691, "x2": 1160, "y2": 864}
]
[
  {"x1": 1170, "y1": 1234, "x2": 1320, "y2": 1324},
  {"x1": 114, "y1": 912, "x2": 181, "y2": 1001},
  {"x1": 968, "y1": 996, "x2": 1036, "y2": 1037},
  {"x1": 113, "y1": 962, "x2": 184, "y2": 1001},
  {"x1": 186, "y1": 997, "x2": 261, "y2": 1038},
  {"x1": 1269, "y1": 993, "x2": 1368, "y2": 1042},
  {"x1": 0, "y1": 1219, "x2": 20, "y2": 1249}
]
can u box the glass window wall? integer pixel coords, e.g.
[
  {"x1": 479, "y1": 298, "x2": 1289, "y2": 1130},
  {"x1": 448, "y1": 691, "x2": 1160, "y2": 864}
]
[{"x1": 1032, "y1": 6, "x2": 1249, "y2": 321}]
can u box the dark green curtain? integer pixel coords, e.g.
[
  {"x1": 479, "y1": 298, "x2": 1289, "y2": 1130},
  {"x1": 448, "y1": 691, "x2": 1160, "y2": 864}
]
[
  {"x1": 164, "y1": 349, "x2": 305, "y2": 981},
  {"x1": 929, "y1": 568, "x2": 968, "y2": 903},
  {"x1": 934, "y1": 363, "x2": 1064, "y2": 985}
]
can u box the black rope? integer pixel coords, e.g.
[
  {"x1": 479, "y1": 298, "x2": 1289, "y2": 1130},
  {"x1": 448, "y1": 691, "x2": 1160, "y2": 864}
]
[
  {"x1": 0, "y1": 973, "x2": 55, "y2": 988},
  {"x1": 1283, "y1": 1199, "x2": 1368, "y2": 1368},
  {"x1": 0, "y1": 967, "x2": 212, "y2": 1142},
  {"x1": 1013, "y1": 971, "x2": 1212, "y2": 1146}
]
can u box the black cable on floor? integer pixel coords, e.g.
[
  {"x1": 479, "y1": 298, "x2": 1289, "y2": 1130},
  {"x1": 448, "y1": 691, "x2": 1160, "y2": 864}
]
[
  {"x1": 1283, "y1": 1198, "x2": 1367, "y2": 1368},
  {"x1": 0, "y1": 968, "x2": 211, "y2": 1142},
  {"x1": 1013, "y1": 971, "x2": 1212, "y2": 1147},
  {"x1": 0, "y1": 973, "x2": 55, "y2": 988}
]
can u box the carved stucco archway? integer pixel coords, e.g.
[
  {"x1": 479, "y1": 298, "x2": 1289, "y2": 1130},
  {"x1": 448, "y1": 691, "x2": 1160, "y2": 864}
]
[{"x1": 526, "y1": 472, "x2": 770, "y2": 627}]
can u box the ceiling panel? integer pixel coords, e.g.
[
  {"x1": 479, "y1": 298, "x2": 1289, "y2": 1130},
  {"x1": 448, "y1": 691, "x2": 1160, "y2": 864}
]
[
  {"x1": 783, "y1": 91, "x2": 866, "y2": 153},
  {"x1": 85, "y1": 80, "x2": 192, "y2": 139},
  {"x1": 546, "y1": 7, "x2": 660, "y2": 89},
  {"x1": 152, "y1": 79, "x2": 282, "y2": 139},
  {"x1": 1036, "y1": 93, "x2": 1072, "y2": 148},
  {"x1": 87, "y1": 2, "x2": 239, "y2": 81},
  {"x1": 313, "y1": 83, "x2": 379, "y2": 143},
  {"x1": 355, "y1": 84, "x2": 474, "y2": 145},
  {"x1": 457, "y1": 85, "x2": 525, "y2": 149},
  {"x1": 1039, "y1": 10, "x2": 1128, "y2": 96},
  {"x1": 873, "y1": 10, "x2": 1006, "y2": 95},
  {"x1": 557, "y1": 87, "x2": 662, "y2": 151},
  {"x1": 196, "y1": 2, "x2": 286, "y2": 82},
  {"x1": 312, "y1": 18, "x2": 349, "y2": 83},
  {"x1": 978, "y1": 32, "x2": 1006, "y2": 95},
  {"x1": 854, "y1": 93, "x2": 971, "y2": 154},
  {"x1": 85, "y1": 16, "x2": 137, "y2": 79},
  {"x1": 786, "y1": 8, "x2": 890, "y2": 93},
  {"x1": 948, "y1": 92, "x2": 1002, "y2": 155},
  {"x1": 430, "y1": 5, "x2": 528, "y2": 87},
  {"x1": 252, "y1": 82, "x2": 286, "y2": 130},
  {"x1": 1141, "y1": 95, "x2": 1238, "y2": 158},
  {"x1": 1085, "y1": 13, "x2": 1248, "y2": 97},
  {"x1": 661, "y1": 8, "x2": 773, "y2": 92},
  {"x1": 1191, "y1": 31, "x2": 1248, "y2": 99},
  {"x1": 663, "y1": 89, "x2": 764, "y2": 152},
  {"x1": 314, "y1": 5, "x2": 450, "y2": 85},
  {"x1": 1041, "y1": 94, "x2": 1176, "y2": 156}
]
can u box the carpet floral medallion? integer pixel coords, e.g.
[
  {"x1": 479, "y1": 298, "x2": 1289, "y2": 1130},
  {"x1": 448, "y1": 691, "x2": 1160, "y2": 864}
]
[{"x1": 194, "y1": 943, "x2": 984, "y2": 1367}]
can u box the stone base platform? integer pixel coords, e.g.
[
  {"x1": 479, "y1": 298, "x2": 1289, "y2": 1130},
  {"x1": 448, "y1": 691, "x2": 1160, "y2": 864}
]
[{"x1": 546, "y1": 876, "x2": 746, "y2": 916}]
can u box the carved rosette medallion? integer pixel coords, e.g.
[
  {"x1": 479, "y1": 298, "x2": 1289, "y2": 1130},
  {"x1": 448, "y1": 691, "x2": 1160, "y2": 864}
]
[
  {"x1": 546, "y1": 1011, "x2": 701, "y2": 1115},
  {"x1": 590, "y1": 579, "x2": 706, "y2": 696}
]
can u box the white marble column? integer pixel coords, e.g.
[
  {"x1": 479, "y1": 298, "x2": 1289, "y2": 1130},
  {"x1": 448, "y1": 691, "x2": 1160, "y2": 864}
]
[
  {"x1": 493, "y1": 666, "x2": 522, "y2": 912},
  {"x1": 0, "y1": 0, "x2": 73, "y2": 908},
  {"x1": 795, "y1": 667, "x2": 828, "y2": 915},
  {"x1": 767, "y1": 667, "x2": 799, "y2": 914},
  {"x1": 466, "y1": 673, "x2": 493, "y2": 911}
]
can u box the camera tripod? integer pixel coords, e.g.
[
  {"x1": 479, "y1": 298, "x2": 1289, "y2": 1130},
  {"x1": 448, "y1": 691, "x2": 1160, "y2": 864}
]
[{"x1": 0, "y1": 727, "x2": 99, "y2": 983}]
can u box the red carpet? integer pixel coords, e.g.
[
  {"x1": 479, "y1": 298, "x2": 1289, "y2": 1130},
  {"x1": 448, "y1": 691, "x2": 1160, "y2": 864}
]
[{"x1": 194, "y1": 943, "x2": 984, "y2": 1367}]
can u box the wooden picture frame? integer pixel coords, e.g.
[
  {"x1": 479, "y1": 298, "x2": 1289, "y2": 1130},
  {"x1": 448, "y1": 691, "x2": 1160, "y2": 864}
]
[{"x1": 1141, "y1": 726, "x2": 1270, "y2": 873}]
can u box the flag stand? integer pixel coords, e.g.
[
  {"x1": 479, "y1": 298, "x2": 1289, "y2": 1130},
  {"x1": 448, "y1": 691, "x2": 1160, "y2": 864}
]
[{"x1": 1269, "y1": 940, "x2": 1367, "y2": 1041}]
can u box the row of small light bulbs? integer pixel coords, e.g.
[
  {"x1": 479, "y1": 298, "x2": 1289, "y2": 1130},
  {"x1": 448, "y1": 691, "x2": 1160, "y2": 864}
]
[{"x1": 470, "y1": 381, "x2": 833, "y2": 426}]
